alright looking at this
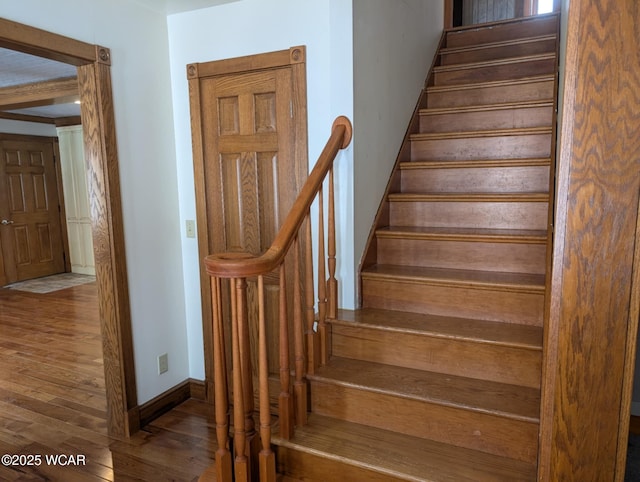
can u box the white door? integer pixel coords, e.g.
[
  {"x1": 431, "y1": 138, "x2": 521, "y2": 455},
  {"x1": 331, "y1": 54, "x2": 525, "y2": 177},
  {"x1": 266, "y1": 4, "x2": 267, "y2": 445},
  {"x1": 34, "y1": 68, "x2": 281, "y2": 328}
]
[{"x1": 57, "y1": 125, "x2": 95, "y2": 276}]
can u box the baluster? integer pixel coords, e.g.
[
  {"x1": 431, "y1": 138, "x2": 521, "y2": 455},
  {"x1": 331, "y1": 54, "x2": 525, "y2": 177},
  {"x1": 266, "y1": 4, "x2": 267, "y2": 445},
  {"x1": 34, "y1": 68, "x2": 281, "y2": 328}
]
[
  {"x1": 317, "y1": 185, "x2": 329, "y2": 366},
  {"x1": 211, "y1": 277, "x2": 232, "y2": 481},
  {"x1": 258, "y1": 275, "x2": 276, "y2": 482},
  {"x1": 235, "y1": 278, "x2": 259, "y2": 477},
  {"x1": 326, "y1": 167, "x2": 337, "y2": 365},
  {"x1": 327, "y1": 167, "x2": 338, "y2": 320},
  {"x1": 278, "y1": 263, "x2": 294, "y2": 439},
  {"x1": 230, "y1": 278, "x2": 249, "y2": 482},
  {"x1": 317, "y1": 185, "x2": 327, "y2": 324},
  {"x1": 305, "y1": 215, "x2": 319, "y2": 374},
  {"x1": 293, "y1": 236, "x2": 308, "y2": 426}
]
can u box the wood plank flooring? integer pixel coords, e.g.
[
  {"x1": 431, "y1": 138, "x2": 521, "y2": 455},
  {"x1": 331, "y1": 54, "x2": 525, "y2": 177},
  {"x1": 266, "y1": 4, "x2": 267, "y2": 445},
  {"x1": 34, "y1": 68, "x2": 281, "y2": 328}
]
[{"x1": 0, "y1": 283, "x2": 215, "y2": 481}]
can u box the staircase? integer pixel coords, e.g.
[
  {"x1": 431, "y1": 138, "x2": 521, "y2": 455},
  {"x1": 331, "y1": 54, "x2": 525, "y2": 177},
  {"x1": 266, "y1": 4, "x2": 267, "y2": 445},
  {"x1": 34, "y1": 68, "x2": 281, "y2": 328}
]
[{"x1": 272, "y1": 13, "x2": 559, "y2": 482}]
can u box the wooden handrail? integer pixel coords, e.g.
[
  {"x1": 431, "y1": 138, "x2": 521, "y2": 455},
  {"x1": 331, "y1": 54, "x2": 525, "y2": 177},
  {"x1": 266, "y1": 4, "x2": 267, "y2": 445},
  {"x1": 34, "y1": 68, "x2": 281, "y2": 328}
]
[
  {"x1": 204, "y1": 115, "x2": 352, "y2": 278},
  {"x1": 203, "y1": 115, "x2": 352, "y2": 482}
]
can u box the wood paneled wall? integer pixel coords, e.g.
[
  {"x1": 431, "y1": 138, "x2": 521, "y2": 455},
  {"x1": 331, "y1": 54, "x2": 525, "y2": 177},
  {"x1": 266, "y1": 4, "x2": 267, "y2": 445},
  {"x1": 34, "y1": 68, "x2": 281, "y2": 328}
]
[{"x1": 538, "y1": 0, "x2": 640, "y2": 480}]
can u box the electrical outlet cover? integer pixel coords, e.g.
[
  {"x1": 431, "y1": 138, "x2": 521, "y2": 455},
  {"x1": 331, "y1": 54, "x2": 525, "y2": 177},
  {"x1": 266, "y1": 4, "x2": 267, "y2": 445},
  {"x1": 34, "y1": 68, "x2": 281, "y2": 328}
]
[{"x1": 158, "y1": 353, "x2": 169, "y2": 374}]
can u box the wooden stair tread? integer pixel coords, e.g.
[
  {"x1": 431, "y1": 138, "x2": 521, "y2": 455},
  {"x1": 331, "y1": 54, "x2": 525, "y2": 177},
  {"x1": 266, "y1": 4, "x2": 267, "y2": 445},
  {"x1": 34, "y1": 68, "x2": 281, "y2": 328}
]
[
  {"x1": 419, "y1": 100, "x2": 553, "y2": 116},
  {"x1": 361, "y1": 264, "x2": 545, "y2": 292},
  {"x1": 312, "y1": 357, "x2": 540, "y2": 422},
  {"x1": 273, "y1": 414, "x2": 537, "y2": 482},
  {"x1": 388, "y1": 192, "x2": 549, "y2": 202},
  {"x1": 427, "y1": 74, "x2": 554, "y2": 94},
  {"x1": 410, "y1": 126, "x2": 551, "y2": 141},
  {"x1": 376, "y1": 226, "x2": 547, "y2": 243},
  {"x1": 334, "y1": 307, "x2": 543, "y2": 349},
  {"x1": 433, "y1": 53, "x2": 555, "y2": 73},
  {"x1": 440, "y1": 34, "x2": 556, "y2": 56},
  {"x1": 400, "y1": 158, "x2": 550, "y2": 169}
]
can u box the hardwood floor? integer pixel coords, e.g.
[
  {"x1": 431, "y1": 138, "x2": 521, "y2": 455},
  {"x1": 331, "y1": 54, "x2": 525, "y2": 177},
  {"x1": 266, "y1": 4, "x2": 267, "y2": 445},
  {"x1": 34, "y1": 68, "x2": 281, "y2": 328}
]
[{"x1": 0, "y1": 283, "x2": 215, "y2": 481}]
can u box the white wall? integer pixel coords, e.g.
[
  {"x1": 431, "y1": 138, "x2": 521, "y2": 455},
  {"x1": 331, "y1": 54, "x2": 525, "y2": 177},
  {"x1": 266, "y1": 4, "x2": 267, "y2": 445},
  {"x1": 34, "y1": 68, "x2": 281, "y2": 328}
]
[
  {"x1": 352, "y1": 0, "x2": 443, "y2": 300},
  {"x1": 167, "y1": 0, "x2": 354, "y2": 379},
  {"x1": 0, "y1": 0, "x2": 189, "y2": 404}
]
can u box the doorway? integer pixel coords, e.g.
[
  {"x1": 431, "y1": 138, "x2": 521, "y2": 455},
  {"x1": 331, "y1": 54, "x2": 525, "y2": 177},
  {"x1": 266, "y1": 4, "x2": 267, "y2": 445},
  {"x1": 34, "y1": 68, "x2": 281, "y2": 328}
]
[
  {"x1": 188, "y1": 46, "x2": 309, "y2": 401},
  {"x1": 0, "y1": 17, "x2": 137, "y2": 438},
  {"x1": 447, "y1": 0, "x2": 560, "y2": 28}
]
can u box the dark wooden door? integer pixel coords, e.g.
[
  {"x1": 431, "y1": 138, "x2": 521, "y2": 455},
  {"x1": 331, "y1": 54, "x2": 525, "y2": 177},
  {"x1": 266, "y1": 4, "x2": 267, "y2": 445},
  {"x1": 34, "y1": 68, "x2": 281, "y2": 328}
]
[
  {"x1": 0, "y1": 136, "x2": 65, "y2": 285},
  {"x1": 189, "y1": 47, "x2": 308, "y2": 399}
]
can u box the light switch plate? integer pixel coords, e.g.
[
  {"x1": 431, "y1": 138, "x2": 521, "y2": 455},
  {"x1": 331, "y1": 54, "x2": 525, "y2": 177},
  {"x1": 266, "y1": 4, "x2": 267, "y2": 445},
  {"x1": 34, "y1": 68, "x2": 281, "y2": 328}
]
[{"x1": 186, "y1": 220, "x2": 196, "y2": 238}]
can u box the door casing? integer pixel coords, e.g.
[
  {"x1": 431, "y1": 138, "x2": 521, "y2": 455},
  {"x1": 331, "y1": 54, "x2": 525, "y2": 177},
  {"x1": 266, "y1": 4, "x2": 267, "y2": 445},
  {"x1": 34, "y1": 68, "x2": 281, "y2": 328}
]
[
  {"x1": 188, "y1": 46, "x2": 308, "y2": 401},
  {"x1": 0, "y1": 17, "x2": 138, "y2": 438}
]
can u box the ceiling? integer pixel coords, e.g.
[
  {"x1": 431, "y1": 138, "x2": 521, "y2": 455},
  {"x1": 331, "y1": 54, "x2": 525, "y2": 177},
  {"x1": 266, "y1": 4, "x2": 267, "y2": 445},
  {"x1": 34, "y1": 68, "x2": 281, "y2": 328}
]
[
  {"x1": 0, "y1": 47, "x2": 81, "y2": 120},
  {"x1": 133, "y1": 0, "x2": 240, "y2": 14},
  {"x1": 0, "y1": 0, "x2": 241, "y2": 123}
]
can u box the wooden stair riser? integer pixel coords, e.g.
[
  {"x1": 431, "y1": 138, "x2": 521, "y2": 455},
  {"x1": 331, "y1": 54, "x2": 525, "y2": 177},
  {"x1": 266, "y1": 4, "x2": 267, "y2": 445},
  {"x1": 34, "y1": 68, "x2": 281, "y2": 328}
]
[
  {"x1": 376, "y1": 237, "x2": 546, "y2": 274},
  {"x1": 411, "y1": 132, "x2": 552, "y2": 161},
  {"x1": 389, "y1": 200, "x2": 548, "y2": 230},
  {"x1": 445, "y1": 14, "x2": 558, "y2": 48},
  {"x1": 310, "y1": 381, "x2": 539, "y2": 464},
  {"x1": 419, "y1": 104, "x2": 553, "y2": 133},
  {"x1": 427, "y1": 77, "x2": 555, "y2": 109},
  {"x1": 440, "y1": 36, "x2": 556, "y2": 65},
  {"x1": 331, "y1": 323, "x2": 542, "y2": 388},
  {"x1": 434, "y1": 56, "x2": 556, "y2": 86},
  {"x1": 400, "y1": 165, "x2": 550, "y2": 194},
  {"x1": 361, "y1": 277, "x2": 544, "y2": 325},
  {"x1": 275, "y1": 447, "x2": 401, "y2": 482}
]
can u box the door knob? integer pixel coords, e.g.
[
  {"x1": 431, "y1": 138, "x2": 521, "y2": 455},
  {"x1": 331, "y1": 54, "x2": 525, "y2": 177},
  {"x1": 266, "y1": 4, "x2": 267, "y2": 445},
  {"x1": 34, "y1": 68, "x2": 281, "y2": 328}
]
[{"x1": 1, "y1": 220, "x2": 14, "y2": 225}]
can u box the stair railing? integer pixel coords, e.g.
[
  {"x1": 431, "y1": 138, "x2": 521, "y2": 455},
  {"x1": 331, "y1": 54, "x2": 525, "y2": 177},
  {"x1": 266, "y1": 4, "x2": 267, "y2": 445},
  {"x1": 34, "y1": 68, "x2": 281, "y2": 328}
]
[{"x1": 203, "y1": 116, "x2": 352, "y2": 482}]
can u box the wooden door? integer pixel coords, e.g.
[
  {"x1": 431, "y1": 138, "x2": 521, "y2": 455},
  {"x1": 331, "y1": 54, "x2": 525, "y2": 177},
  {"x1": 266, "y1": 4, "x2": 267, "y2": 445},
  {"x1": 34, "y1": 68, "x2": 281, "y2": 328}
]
[
  {"x1": 202, "y1": 68, "x2": 296, "y2": 256},
  {"x1": 0, "y1": 135, "x2": 66, "y2": 285},
  {"x1": 189, "y1": 47, "x2": 308, "y2": 401}
]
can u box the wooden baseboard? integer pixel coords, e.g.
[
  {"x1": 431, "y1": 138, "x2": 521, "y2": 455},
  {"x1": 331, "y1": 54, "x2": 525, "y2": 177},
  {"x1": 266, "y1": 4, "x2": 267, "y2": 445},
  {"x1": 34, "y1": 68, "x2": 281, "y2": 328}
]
[
  {"x1": 138, "y1": 378, "x2": 207, "y2": 428},
  {"x1": 189, "y1": 378, "x2": 207, "y2": 401}
]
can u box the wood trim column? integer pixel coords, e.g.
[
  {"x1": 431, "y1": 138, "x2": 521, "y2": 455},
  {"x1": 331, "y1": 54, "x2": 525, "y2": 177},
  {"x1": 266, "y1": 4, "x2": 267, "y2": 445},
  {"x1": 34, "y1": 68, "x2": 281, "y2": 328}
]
[
  {"x1": 538, "y1": 0, "x2": 640, "y2": 479},
  {"x1": 77, "y1": 53, "x2": 139, "y2": 438},
  {"x1": 524, "y1": 0, "x2": 537, "y2": 16},
  {"x1": 444, "y1": 0, "x2": 454, "y2": 29}
]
